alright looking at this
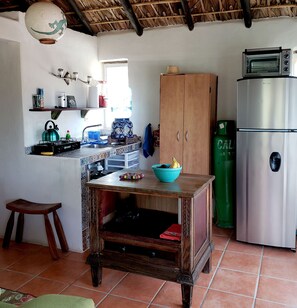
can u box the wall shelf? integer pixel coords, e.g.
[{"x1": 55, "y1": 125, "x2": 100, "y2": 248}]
[{"x1": 29, "y1": 107, "x2": 102, "y2": 120}]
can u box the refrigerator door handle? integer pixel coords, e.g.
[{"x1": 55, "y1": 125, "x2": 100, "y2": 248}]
[{"x1": 270, "y1": 152, "x2": 281, "y2": 172}]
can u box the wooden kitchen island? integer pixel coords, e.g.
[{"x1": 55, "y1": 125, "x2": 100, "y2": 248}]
[{"x1": 86, "y1": 169, "x2": 214, "y2": 308}]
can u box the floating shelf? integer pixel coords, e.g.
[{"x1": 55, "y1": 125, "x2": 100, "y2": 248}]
[{"x1": 29, "y1": 107, "x2": 102, "y2": 120}]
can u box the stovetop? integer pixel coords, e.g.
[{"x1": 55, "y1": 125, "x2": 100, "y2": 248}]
[{"x1": 32, "y1": 140, "x2": 81, "y2": 155}]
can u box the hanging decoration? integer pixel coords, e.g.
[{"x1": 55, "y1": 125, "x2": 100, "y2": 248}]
[{"x1": 25, "y1": 0, "x2": 67, "y2": 45}]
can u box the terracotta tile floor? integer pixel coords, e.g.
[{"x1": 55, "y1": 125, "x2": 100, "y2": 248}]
[{"x1": 1, "y1": 226, "x2": 297, "y2": 307}]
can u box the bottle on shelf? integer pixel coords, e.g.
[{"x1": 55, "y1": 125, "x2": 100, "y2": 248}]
[{"x1": 66, "y1": 130, "x2": 71, "y2": 140}]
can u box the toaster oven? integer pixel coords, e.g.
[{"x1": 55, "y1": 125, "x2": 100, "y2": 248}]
[{"x1": 242, "y1": 47, "x2": 291, "y2": 78}]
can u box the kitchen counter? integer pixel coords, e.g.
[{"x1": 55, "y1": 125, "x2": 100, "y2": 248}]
[
  {"x1": 30, "y1": 141, "x2": 142, "y2": 164},
  {"x1": 24, "y1": 141, "x2": 142, "y2": 252},
  {"x1": 55, "y1": 146, "x2": 116, "y2": 158}
]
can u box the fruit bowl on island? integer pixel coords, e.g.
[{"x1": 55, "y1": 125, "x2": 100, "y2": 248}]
[{"x1": 152, "y1": 163, "x2": 182, "y2": 183}]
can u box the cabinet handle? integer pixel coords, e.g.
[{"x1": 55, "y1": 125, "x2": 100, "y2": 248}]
[
  {"x1": 176, "y1": 131, "x2": 180, "y2": 141},
  {"x1": 149, "y1": 251, "x2": 156, "y2": 258},
  {"x1": 185, "y1": 131, "x2": 188, "y2": 142}
]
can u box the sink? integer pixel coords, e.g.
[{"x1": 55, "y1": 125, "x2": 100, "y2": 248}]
[{"x1": 81, "y1": 143, "x2": 111, "y2": 149}]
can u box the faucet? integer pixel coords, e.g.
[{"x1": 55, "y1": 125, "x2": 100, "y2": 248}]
[{"x1": 81, "y1": 124, "x2": 102, "y2": 143}]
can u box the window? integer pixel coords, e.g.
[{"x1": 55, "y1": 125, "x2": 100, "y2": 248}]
[{"x1": 103, "y1": 61, "x2": 132, "y2": 128}]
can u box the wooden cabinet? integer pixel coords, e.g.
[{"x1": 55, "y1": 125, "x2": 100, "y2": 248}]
[
  {"x1": 86, "y1": 169, "x2": 214, "y2": 308},
  {"x1": 160, "y1": 74, "x2": 217, "y2": 175}
]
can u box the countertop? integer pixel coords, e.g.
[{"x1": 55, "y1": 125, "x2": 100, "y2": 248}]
[
  {"x1": 55, "y1": 145, "x2": 119, "y2": 159},
  {"x1": 87, "y1": 168, "x2": 214, "y2": 198},
  {"x1": 32, "y1": 141, "x2": 142, "y2": 166}
]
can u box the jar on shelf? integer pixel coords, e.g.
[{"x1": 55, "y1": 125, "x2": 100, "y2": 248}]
[{"x1": 111, "y1": 118, "x2": 133, "y2": 139}]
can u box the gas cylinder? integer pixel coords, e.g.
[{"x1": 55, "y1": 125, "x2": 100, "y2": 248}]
[{"x1": 213, "y1": 120, "x2": 236, "y2": 228}]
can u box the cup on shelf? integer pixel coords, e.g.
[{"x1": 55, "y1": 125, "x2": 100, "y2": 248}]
[
  {"x1": 57, "y1": 92, "x2": 66, "y2": 107},
  {"x1": 32, "y1": 94, "x2": 44, "y2": 108}
]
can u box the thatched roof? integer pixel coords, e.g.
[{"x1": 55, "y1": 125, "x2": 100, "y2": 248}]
[{"x1": 1, "y1": 0, "x2": 297, "y2": 36}]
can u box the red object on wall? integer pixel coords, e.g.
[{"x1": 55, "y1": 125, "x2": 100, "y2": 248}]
[{"x1": 99, "y1": 95, "x2": 107, "y2": 107}]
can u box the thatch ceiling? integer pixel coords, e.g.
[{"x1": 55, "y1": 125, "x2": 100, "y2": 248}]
[{"x1": 1, "y1": 0, "x2": 297, "y2": 37}]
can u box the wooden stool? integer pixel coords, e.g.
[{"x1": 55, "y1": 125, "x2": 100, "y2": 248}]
[{"x1": 2, "y1": 199, "x2": 69, "y2": 260}]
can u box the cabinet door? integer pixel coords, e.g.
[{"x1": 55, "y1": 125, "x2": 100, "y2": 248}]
[
  {"x1": 183, "y1": 74, "x2": 215, "y2": 174},
  {"x1": 160, "y1": 75, "x2": 184, "y2": 164}
]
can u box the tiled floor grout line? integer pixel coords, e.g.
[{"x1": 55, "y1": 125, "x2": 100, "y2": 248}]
[
  {"x1": 12, "y1": 270, "x2": 42, "y2": 291},
  {"x1": 218, "y1": 266, "x2": 259, "y2": 276},
  {"x1": 94, "y1": 271, "x2": 130, "y2": 306},
  {"x1": 221, "y1": 248, "x2": 263, "y2": 257},
  {"x1": 146, "y1": 280, "x2": 167, "y2": 308},
  {"x1": 252, "y1": 245, "x2": 264, "y2": 308},
  {"x1": 258, "y1": 273, "x2": 297, "y2": 283},
  {"x1": 96, "y1": 293, "x2": 152, "y2": 307},
  {"x1": 253, "y1": 297, "x2": 294, "y2": 307},
  {"x1": 80, "y1": 271, "x2": 130, "y2": 307},
  {"x1": 105, "y1": 272, "x2": 129, "y2": 295},
  {"x1": 200, "y1": 235, "x2": 231, "y2": 307},
  {"x1": 207, "y1": 287, "x2": 254, "y2": 299}
]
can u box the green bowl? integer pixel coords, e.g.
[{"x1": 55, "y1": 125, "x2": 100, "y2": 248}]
[{"x1": 152, "y1": 164, "x2": 182, "y2": 183}]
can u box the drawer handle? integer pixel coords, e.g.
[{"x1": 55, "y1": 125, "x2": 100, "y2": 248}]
[
  {"x1": 185, "y1": 131, "x2": 188, "y2": 142},
  {"x1": 121, "y1": 246, "x2": 126, "y2": 252},
  {"x1": 149, "y1": 251, "x2": 156, "y2": 258},
  {"x1": 176, "y1": 131, "x2": 180, "y2": 141}
]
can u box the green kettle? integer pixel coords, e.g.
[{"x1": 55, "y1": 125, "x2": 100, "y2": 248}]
[{"x1": 42, "y1": 120, "x2": 60, "y2": 142}]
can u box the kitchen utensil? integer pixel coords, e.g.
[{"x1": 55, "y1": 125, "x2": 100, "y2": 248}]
[
  {"x1": 57, "y1": 92, "x2": 66, "y2": 107},
  {"x1": 42, "y1": 120, "x2": 60, "y2": 142}
]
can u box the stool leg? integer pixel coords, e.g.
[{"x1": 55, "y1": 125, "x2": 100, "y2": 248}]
[
  {"x1": 53, "y1": 211, "x2": 69, "y2": 252},
  {"x1": 15, "y1": 213, "x2": 24, "y2": 243},
  {"x1": 2, "y1": 211, "x2": 15, "y2": 248},
  {"x1": 44, "y1": 214, "x2": 59, "y2": 260}
]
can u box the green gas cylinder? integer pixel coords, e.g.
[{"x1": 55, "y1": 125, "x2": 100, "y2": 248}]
[{"x1": 213, "y1": 120, "x2": 236, "y2": 228}]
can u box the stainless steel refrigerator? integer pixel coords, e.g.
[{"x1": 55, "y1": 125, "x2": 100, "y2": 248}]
[{"x1": 236, "y1": 77, "x2": 297, "y2": 250}]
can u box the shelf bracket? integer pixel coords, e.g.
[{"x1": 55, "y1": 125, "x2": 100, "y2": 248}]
[
  {"x1": 51, "y1": 110, "x2": 62, "y2": 120},
  {"x1": 81, "y1": 110, "x2": 90, "y2": 118},
  {"x1": 63, "y1": 72, "x2": 70, "y2": 85}
]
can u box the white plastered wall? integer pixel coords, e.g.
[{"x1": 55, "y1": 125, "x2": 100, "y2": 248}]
[
  {"x1": 0, "y1": 13, "x2": 99, "y2": 251},
  {"x1": 97, "y1": 18, "x2": 297, "y2": 170}
]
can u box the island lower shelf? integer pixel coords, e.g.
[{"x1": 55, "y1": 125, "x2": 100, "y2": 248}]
[
  {"x1": 101, "y1": 208, "x2": 180, "y2": 267},
  {"x1": 102, "y1": 231, "x2": 181, "y2": 269}
]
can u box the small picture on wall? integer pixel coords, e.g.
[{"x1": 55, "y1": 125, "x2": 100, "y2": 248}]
[{"x1": 67, "y1": 95, "x2": 76, "y2": 108}]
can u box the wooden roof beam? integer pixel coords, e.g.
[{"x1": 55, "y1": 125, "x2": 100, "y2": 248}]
[
  {"x1": 15, "y1": 0, "x2": 30, "y2": 12},
  {"x1": 240, "y1": 0, "x2": 252, "y2": 28},
  {"x1": 65, "y1": 0, "x2": 94, "y2": 35},
  {"x1": 119, "y1": 0, "x2": 143, "y2": 36},
  {"x1": 180, "y1": 0, "x2": 194, "y2": 30}
]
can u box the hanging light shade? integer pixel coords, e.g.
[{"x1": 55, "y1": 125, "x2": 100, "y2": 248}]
[{"x1": 25, "y1": 0, "x2": 67, "y2": 45}]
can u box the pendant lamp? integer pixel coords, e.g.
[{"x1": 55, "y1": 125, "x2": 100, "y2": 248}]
[{"x1": 25, "y1": 0, "x2": 67, "y2": 44}]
